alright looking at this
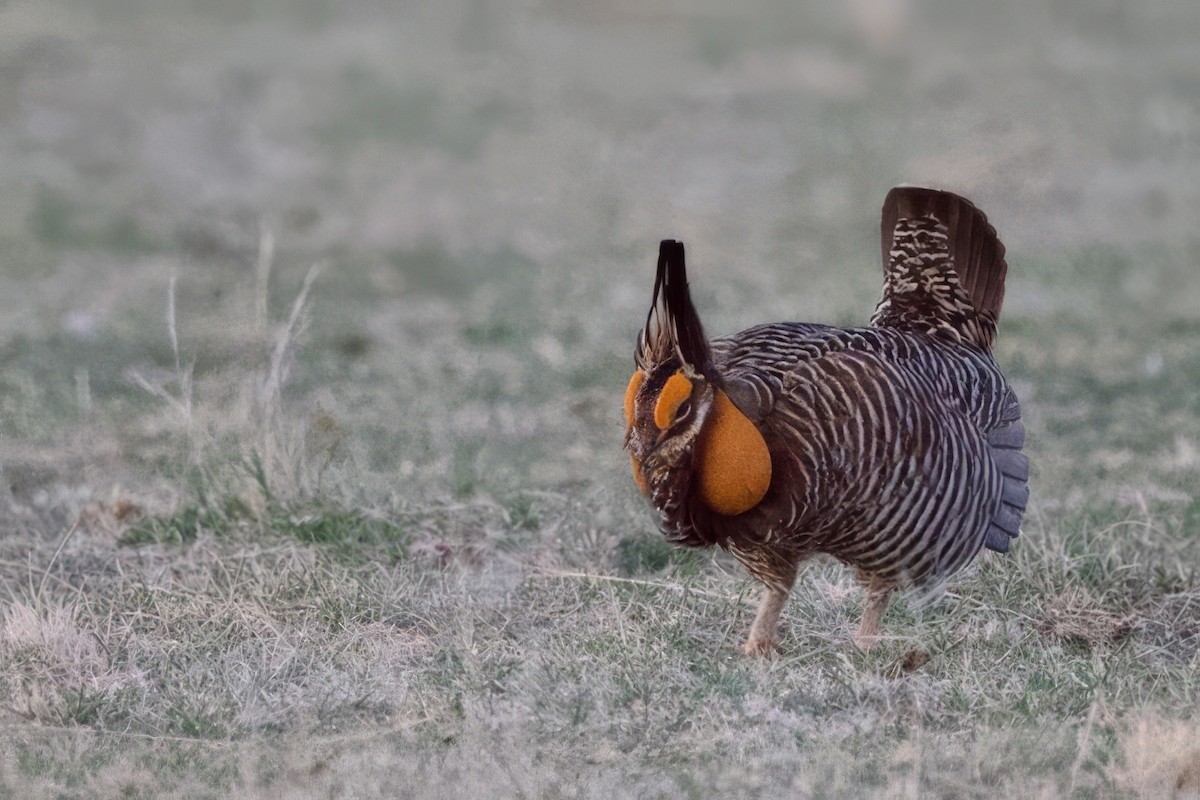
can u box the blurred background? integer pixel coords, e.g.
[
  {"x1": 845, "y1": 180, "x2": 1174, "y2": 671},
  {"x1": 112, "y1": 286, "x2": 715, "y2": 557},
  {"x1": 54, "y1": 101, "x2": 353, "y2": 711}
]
[
  {"x1": 4, "y1": 4, "x2": 1200, "y2": 794},
  {"x1": 2, "y1": 0, "x2": 1198, "y2": 522}
]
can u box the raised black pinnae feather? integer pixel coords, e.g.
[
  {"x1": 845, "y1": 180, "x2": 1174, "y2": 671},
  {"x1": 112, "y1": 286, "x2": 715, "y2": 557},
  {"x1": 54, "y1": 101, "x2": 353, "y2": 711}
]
[{"x1": 636, "y1": 240, "x2": 715, "y2": 377}]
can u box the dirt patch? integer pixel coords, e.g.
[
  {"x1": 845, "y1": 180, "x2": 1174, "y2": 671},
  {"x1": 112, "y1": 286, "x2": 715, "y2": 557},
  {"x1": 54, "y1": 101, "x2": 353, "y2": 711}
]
[
  {"x1": 1039, "y1": 588, "x2": 1134, "y2": 647},
  {"x1": 1137, "y1": 591, "x2": 1200, "y2": 666}
]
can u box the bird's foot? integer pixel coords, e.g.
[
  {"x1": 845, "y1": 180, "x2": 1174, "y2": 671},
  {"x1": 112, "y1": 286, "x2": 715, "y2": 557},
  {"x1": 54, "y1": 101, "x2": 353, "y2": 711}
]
[
  {"x1": 742, "y1": 637, "x2": 778, "y2": 658},
  {"x1": 853, "y1": 632, "x2": 879, "y2": 653}
]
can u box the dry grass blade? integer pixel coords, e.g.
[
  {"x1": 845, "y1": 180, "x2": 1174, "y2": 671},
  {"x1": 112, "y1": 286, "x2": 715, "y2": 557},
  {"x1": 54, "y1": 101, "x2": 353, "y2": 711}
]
[
  {"x1": 532, "y1": 568, "x2": 749, "y2": 603},
  {"x1": 35, "y1": 521, "x2": 79, "y2": 612}
]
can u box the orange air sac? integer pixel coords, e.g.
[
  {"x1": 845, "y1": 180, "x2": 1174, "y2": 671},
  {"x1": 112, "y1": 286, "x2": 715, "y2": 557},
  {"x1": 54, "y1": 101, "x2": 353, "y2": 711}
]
[
  {"x1": 696, "y1": 389, "x2": 772, "y2": 516},
  {"x1": 625, "y1": 370, "x2": 649, "y2": 494},
  {"x1": 624, "y1": 371, "x2": 644, "y2": 429}
]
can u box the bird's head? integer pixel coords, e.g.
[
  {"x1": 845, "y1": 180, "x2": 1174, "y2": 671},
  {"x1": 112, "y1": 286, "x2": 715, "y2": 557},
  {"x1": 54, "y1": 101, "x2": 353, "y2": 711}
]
[{"x1": 624, "y1": 241, "x2": 772, "y2": 523}]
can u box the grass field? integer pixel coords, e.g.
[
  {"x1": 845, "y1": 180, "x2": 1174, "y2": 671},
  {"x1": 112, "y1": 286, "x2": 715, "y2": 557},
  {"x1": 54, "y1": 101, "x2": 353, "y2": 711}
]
[{"x1": 2, "y1": 1, "x2": 1200, "y2": 797}]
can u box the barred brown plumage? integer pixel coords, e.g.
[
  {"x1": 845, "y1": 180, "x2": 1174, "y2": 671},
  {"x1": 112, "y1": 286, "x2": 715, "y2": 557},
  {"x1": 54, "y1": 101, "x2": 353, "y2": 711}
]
[{"x1": 623, "y1": 187, "x2": 1029, "y2": 656}]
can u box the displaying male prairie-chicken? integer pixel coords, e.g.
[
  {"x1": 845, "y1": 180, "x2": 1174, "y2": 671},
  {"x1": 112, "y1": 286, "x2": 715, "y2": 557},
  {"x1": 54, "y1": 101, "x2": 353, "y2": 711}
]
[{"x1": 623, "y1": 187, "x2": 1029, "y2": 656}]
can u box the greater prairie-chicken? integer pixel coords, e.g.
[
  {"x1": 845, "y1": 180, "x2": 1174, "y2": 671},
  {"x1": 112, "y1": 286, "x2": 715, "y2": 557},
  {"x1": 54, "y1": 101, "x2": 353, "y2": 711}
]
[{"x1": 623, "y1": 187, "x2": 1029, "y2": 656}]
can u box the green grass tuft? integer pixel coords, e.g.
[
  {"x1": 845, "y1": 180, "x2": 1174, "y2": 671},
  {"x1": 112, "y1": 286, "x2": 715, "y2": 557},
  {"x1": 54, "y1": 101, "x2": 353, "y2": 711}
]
[{"x1": 271, "y1": 506, "x2": 408, "y2": 562}]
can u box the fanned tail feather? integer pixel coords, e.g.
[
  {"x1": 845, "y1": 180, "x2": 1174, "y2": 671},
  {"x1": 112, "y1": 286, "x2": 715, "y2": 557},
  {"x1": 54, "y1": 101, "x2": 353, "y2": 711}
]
[
  {"x1": 873, "y1": 187, "x2": 1009, "y2": 350},
  {"x1": 984, "y1": 388, "x2": 1028, "y2": 552}
]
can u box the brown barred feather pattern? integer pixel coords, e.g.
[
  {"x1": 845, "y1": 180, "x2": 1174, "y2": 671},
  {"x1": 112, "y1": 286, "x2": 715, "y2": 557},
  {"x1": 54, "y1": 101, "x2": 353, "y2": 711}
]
[{"x1": 624, "y1": 187, "x2": 1029, "y2": 656}]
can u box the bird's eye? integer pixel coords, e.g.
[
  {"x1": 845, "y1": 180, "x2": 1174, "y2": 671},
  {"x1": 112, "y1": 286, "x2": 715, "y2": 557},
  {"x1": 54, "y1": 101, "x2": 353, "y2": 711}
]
[{"x1": 675, "y1": 400, "x2": 692, "y2": 422}]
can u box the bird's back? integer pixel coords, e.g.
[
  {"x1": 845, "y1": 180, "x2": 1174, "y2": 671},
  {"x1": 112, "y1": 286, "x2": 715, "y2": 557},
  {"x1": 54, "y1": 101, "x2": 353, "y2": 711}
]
[
  {"x1": 712, "y1": 321, "x2": 1026, "y2": 591},
  {"x1": 697, "y1": 188, "x2": 1028, "y2": 592}
]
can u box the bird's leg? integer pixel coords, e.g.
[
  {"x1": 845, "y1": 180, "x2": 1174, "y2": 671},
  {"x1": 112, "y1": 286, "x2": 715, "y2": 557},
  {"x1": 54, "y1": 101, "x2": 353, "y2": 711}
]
[
  {"x1": 854, "y1": 578, "x2": 894, "y2": 653},
  {"x1": 743, "y1": 585, "x2": 790, "y2": 658}
]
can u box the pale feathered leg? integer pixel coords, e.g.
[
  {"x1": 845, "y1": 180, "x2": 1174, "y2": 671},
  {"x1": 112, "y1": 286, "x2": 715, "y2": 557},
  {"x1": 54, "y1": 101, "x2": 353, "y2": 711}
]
[
  {"x1": 743, "y1": 585, "x2": 789, "y2": 657},
  {"x1": 854, "y1": 579, "x2": 894, "y2": 652}
]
